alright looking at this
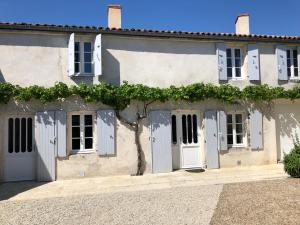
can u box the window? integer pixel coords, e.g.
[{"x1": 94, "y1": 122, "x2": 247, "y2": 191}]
[
  {"x1": 74, "y1": 41, "x2": 93, "y2": 74},
  {"x1": 227, "y1": 113, "x2": 245, "y2": 147},
  {"x1": 71, "y1": 114, "x2": 94, "y2": 153},
  {"x1": 226, "y1": 48, "x2": 242, "y2": 79},
  {"x1": 8, "y1": 117, "x2": 33, "y2": 153},
  {"x1": 287, "y1": 49, "x2": 298, "y2": 79}
]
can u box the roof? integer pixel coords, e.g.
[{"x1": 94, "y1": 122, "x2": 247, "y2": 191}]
[{"x1": 0, "y1": 21, "x2": 300, "y2": 43}]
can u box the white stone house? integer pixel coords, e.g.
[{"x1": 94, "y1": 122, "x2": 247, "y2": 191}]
[{"x1": 0, "y1": 5, "x2": 300, "y2": 182}]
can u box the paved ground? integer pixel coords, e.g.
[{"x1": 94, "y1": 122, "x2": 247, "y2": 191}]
[
  {"x1": 0, "y1": 164, "x2": 295, "y2": 225},
  {"x1": 211, "y1": 179, "x2": 300, "y2": 225}
]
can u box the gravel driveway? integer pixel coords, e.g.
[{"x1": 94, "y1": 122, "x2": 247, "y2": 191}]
[{"x1": 0, "y1": 185, "x2": 222, "y2": 225}]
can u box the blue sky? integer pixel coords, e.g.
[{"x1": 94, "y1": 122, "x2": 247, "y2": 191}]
[{"x1": 0, "y1": 0, "x2": 299, "y2": 36}]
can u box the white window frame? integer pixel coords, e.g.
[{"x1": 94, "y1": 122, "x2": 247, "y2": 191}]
[
  {"x1": 69, "y1": 112, "x2": 95, "y2": 154},
  {"x1": 226, "y1": 47, "x2": 243, "y2": 80},
  {"x1": 74, "y1": 36, "x2": 94, "y2": 76},
  {"x1": 227, "y1": 112, "x2": 246, "y2": 148},
  {"x1": 286, "y1": 48, "x2": 298, "y2": 80}
]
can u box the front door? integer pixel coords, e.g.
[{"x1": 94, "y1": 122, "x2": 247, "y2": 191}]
[
  {"x1": 172, "y1": 111, "x2": 202, "y2": 169},
  {"x1": 4, "y1": 116, "x2": 36, "y2": 182}
]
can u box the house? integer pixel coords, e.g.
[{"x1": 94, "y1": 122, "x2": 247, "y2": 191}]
[{"x1": 0, "y1": 5, "x2": 300, "y2": 182}]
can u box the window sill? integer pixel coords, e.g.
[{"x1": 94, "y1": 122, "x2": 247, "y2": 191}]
[
  {"x1": 228, "y1": 145, "x2": 246, "y2": 149},
  {"x1": 71, "y1": 149, "x2": 95, "y2": 155},
  {"x1": 228, "y1": 78, "x2": 243, "y2": 81},
  {"x1": 288, "y1": 78, "x2": 300, "y2": 82},
  {"x1": 71, "y1": 73, "x2": 95, "y2": 77}
]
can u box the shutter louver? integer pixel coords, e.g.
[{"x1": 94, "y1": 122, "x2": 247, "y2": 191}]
[
  {"x1": 250, "y1": 109, "x2": 263, "y2": 150},
  {"x1": 217, "y1": 43, "x2": 227, "y2": 80},
  {"x1": 276, "y1": 45, "x2": 288, "y2": 81},
  {"x1": 94, "y1": 34, "x2": 102, "y2": 76},
  {"x1": 68, "y1": 33, "x2": 75, "y2": 76},
  {"x1": 218, "y1": 110, "x2": 227, "y2": 151},
  {"x1": 297, "y1": 46, "x2": 300, "y2": 81},
  {"x1": 56, "y1": 110, "x2": 67, "y2": 158},
  {"x1": 248, "y1": 44, "x2": 260, "y2": 81}
]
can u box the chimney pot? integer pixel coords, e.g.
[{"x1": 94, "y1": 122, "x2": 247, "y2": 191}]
[
  {"x1": 235, "y1": 13, "x2": 250, "y2": 35},
  {"x1": 108, "y1": 4, "x2": 122, "y2": 29}
]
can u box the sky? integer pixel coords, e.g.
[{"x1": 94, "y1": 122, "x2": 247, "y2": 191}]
[{"x1": 0, "y1": 0, "x2": 299, "y2": 36}]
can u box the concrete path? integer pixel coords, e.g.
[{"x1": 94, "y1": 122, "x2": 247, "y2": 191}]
[{"x1": 0, "y1": 164, "x2": 286, "y2": 201}]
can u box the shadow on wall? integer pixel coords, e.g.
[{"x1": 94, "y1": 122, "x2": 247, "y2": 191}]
[
  {"x1": 99, "y1": 49, "x2": 120, "y2": 86},
  {"x1": 0, "y1": 70, "x2": 5, "y2": 82},
  {"x1": 0, "y1": 181, "x2": 47, "y2": 201}
]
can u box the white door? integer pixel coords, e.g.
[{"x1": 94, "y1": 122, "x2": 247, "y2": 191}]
[
  {"x1": 4, "y1": 116, "x2": 36, "y2": 182},
  {"x1": 171, "y1": 111, "x2": 202, "y2": 169}
]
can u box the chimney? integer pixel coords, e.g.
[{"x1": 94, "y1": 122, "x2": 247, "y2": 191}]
[
  {"x1": 235, "y1": 13, "x2": 250, "y2": 35},
  {"x1": 108, "y1": 4, "x2": 122, "y2": 29}
]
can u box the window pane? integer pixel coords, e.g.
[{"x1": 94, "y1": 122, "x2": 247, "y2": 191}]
[
  {"x1": 294, "y1": 68, "x2": 298, "y2": 77},
  {"x1": 72, "y1": 139, "x2": 80, "y2": 150},
  {"x1": 72, "y1": 127, "x2": 80, "y2": 138},
  {"x1": 235, "y1": 114, "x2": 242, "y2": 123},
  {"x1": 287, "y1": 50, "x2": 290, "y2": 59},
  {"x1": 293, "y1": 50, "x2": 297, "y2": 59},
  {"x1": 85, "y1": 126, "x2": 93, "y2": 138},
  {"x1": 15, "y1": 118, "x2": 20, "y2": 153},
  {"x1": 75, "y1": 52, "x2": 80, "y2": 62},
  {"x1": 287, "y1": 59, "x2": 291, "y2": 67},
  {"x1": 84, "y1": 63, "x2": 92, "y2": 73},
  {"x1": 227, "y1": 124, "x2": 233, "y2": 134},
  {"x1": 226, "y1": 49, "x2": 231, "y2": 57},
  {"x1": 227, "y1": 58, "x2": 232, "y2": 67},
  {"x1": 227, "y1": 135, "x2": 233, "y2": 145},
  {"x1": 21, "y1": 118, "x2": 27, "y2": 152},
  {"x1": 192, "y1": 115, "x2": 198, "y2": 143},
  {"x1": 8, "y1": 118, "x2": 14, "y2": 153},
  {"x1": 85, "y1": 138, "x2": 93, "y2": 149},
  {"x1": 187, "y1": 115, "x2": 192, "y2": 144},
  {"x1": 235, "y1": 59, "x2": 241, "y2": 67},
  {"x1": 234, "y1": 49, "x2": 240, "y2": 57},
  {"x1": 182, "y1": 115, "x2": 187, "y2": 144},
  {"x1": 75, "y1": 63, "x2": 80, "y2": 73},
  {"x1": 235, "y1": 68, "x2": 241, "y2": 77},
  {"x1": 236, "y1": 135, "x2": 243, "y2": 144},
  {"x1": 84, "y1": 53, "x2": 91, "y2": 62},
  {"x1": 227, "y1": 68, "x2": 232, "y2": 77},
  {"x1": 84, "y1": 115, "x2": 93, "y2": 126},
  {"x1": 288, "y1": 68, "x2": 291, "y2": 77},
  {"x1": 75, "y1": 42, "x2": 80, "y2": 52},
  {"x1": 27, "y1": 118, "x2": 32, "y2": 152},
  {"x1": 236, "y1": 124, "x2": 243, "y2": 133},
  {"x1": 227, "y1": 115, "x2": 232, "y2": 123},
  {"x1": 72, "y1": 115, "x2": 80, "y2": 126},
  {"x1": 84, "y1": 42, "x2": 91, "y2": 52},
  {"x1": 171, "y1": 115, "x2": 177, "y2": 144}
]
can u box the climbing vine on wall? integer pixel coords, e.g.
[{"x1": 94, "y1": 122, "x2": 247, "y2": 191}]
[{"x1": 1, "y1": 81, "x2": 300, "y2": 108}]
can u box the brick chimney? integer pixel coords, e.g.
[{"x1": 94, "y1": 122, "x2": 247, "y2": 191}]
[
  {"x1": 108, "y1": 4, "x2": 122, "y2": 29},
  {"x1": 235, "y1": 13, "x2": 250, "y2": 35}
]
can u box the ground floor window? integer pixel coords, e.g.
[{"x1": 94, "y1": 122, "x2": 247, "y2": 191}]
[
  {"x1": 227, "y1": 113, "x2": 245, "y2": 147},
  {"x1": 71, "y1": 113, "x2": 94, "y2": 153},
  {"x1": 8, "y1": 117, "x2": 33, "y2": 153}
]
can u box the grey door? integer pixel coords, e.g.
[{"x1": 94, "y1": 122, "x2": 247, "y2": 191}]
[
  {"x1": 35, "y1": 111, "x2": 56, "y2": 181},
  {"x1": 150, "y1": 110, "x2": 172, "y2": 173},
  {"x1": 205, "y1": 110, "x2": 219, "y2": 169}
]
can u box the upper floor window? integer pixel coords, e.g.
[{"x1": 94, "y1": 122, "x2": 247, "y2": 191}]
[
  {"x1": 287, "y1": 49, "x2": 298, "y2": 79},
  {"x1": 74, "y1": 41, "x2": 93, "y2": 74},
  {"x1": 227, "y1": 113, "x2": 245, "y2": 147},
  {"x1": 226, "y1": 48, "x2": 242, "y2": 79}
]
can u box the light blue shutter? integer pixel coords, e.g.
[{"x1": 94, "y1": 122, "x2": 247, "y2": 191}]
[
  {"x1": 36, "y1": 111, "x2": 56, "y2": 181},
  {"x1": 217, "y1": 43, "x2": 227, "y2": 80},
  {"x1": 68, "y1": 33, "x2": 75, "y2": 76},
  {"x1": 248, "y1": 44, "x2": 260, "y2": 81},
  {"x1": 250, "y1": 109, "x2": 263, "y2": 150},
  {"x1": 276, "y1": 45, "x2": 287, "y2": 81},
  {"x1": 205, "y1": 110, "x2": 219, "y2": 169},
  {"x1": 94, "y1": 34, "x2": 102, "y2": 76},
  {"x1": 56, "y1": 110, "x2": 67, "y2": 158},
  {"x1": 298, "y1": 46, "x2": 300, "y2": 81},
  {"x1": 218, "y1": 110, "x2": 227, "y2": 151},
  {"x1": 97, "y1": 110, "x2": 116, "y2": 156},
  {"x1": 150, "y1": 110, "x2": 172, "y2": 173}
]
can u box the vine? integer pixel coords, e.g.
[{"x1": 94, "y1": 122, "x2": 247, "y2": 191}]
[{"x1": 1, "y1": 81, "x2": 300, "y2": 175}]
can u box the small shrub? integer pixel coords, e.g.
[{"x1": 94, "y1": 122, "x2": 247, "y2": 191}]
[{"x1": 283, "y1": 134, "x2": 300, "y2": 178}]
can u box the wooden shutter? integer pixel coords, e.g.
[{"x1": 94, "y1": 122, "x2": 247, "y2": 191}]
[
  {"x1": 68, "y1": 33, "x2": 75, "y2": 76},
  {"x1": 216, "y1": 43, "x2": 227, "y2": 80},
  {"x1": 97, "y1": 110, "x2": 116, "y2": 156},
  {"x1": 248, "y1": 44, "x2": 260, "y2": 81},
  {"x1": 218, "y1": 110, "x2": 227, "y2": 151},
  {"x1": 298, "y1": 46, "x2": 300, "y2": 81},
  {"x1": 56, "y1": 110, "x2": 67, "y2": 158},
  {"x1": 250, "y1": 109, "x2": 263, "y2": 150},
  {"x1": 150, "y1": 110, "x2": 172, "y2": 173},
  {"x1": 276, "y1": 45, "x2": 287, "y2": 81},
  {"x1": 205, "y1": 110, "x2": 219, "y2": 169},
  {"x1": 35, "y1": 111, "x2": 56, "y2": 181},
  {"x1": 94, "y1": 34, "x2": 102, "y2": 76}
]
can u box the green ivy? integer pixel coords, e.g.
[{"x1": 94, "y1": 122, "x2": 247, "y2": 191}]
[{"x1": 0, "y1": 81, "x2": 299, "y2": 110}]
